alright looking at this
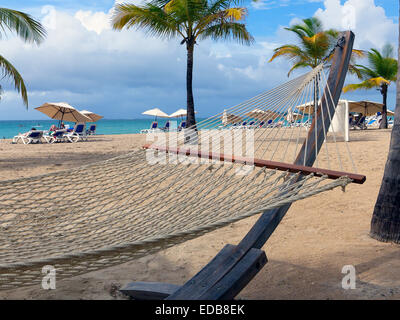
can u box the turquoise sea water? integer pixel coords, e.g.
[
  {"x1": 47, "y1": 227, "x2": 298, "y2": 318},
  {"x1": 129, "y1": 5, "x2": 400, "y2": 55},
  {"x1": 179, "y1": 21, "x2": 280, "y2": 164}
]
[
  {"x1": 0, "y1": 119, "x2": 204, "y2": 139},
  {"x1": 1, "y1": 115, "x2": 393, "y2": 139}
]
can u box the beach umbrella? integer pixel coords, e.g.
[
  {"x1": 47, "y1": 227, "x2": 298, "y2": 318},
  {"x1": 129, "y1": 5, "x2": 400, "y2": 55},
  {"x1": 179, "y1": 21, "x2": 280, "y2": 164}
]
[
  {"x1": 80, "y1": 110, "x2": 104, "y2": 122},
  {"x1": 246, "y1": 108, "x2": 280, "y2": 121},
  {"x1": 169, "y1": 108, "x2": 187, "y2": 118},
  {"x1": 295, "y1": 101, "x2": 319, "y2": 115},
  {"x1": 35, "y1": 102, "x2": 91, "y2": 126},
  {"x1": 169, "y1": 108, "x2": 198, "y2": 118},
  {"x1": 222, "y1": 110, "x2": 243, "y2": 125},
  {"x1": 142, "y1": 108, "x2": 170, "y2": 121},
  {"x1": 348, "y1": 100, "x2": 395, "y2": 116}
]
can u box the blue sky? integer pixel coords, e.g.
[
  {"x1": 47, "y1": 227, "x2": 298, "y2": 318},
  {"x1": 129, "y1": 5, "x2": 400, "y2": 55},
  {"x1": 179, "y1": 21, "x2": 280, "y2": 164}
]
[{"x1": 0, "y1": 0, "x2": 398, "y2": 120}]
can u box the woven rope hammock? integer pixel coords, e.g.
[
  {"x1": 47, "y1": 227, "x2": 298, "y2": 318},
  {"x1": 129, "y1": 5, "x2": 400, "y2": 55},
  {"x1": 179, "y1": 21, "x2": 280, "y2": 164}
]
[{"x1": 0, "y1": 35, "x2": 365, "y2": 290}]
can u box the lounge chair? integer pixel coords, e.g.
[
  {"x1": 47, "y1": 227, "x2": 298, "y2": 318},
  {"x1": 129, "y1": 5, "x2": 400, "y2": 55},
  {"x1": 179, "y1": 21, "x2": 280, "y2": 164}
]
[
  {"x1": 266, "y1": 119, "x2": 274, "y2": 128},
  {"x1": 351, "y1": 116, "x2": 367, "y2": 130},
  {"x1": 86, "y1": 124, "x2": 97, "y2": 135},
  {"x1": 162, "y1": 121, "x2": 171, "y2": 132},
  {"x1": 141, "y1": 121, "x2": 159, "y2": 134},
  {"x1": 246, "y1": 121, "x2": 256, "y2": 128},
  {"x1": 12, "y1": 131, "x2": 43, "y2": 145},
  {"x1": 44, "y1": 130, "x2": 65, "y2": 144},
  {"x1": 232, "y1": 121, "x2": 247, "y2": 129},
  {"x1": 65, "y1": 123, "x2": 87, "y2": 143},
  {"x1": 178, "y1": 121, "x2": 186, "y2": 131},
  {"x1": 301, "y1": 119, "x2": 312, "y2": 129}
]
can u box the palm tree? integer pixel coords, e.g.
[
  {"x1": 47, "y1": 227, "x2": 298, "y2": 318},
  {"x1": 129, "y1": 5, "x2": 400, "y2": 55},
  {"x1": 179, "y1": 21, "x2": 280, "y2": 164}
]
[
  {"x1": 370, "y1": 6, "x2": 400, "y2": 243},
  {"x1": 268, "y1": 17, "x2": 363, "y2": 115},
  {"x1": 343, "y1": 44, "x2": 398, "y2": 129},
  {"x1": 0, "y1": 8, "x2": 46, "y2": 107},
  {"x1": 269, "y1": 17, "x2": 363, "y2": 77},
  {"x1": 112, "y1": 0, "x2": 253, "y2": 131}
]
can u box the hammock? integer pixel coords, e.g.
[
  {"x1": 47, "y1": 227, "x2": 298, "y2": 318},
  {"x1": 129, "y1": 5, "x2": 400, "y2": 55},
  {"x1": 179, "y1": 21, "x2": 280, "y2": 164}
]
[{"x1": 0, "y1": 32, "x2": 365, "y2": 291}]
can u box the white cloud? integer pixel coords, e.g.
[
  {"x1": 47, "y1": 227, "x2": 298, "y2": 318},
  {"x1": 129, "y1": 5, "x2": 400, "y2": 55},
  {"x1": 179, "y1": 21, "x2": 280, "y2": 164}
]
[
  {"x1": 1, "y1": 0, "x2": 396, "y2": 120},
  {"x1": 75, "y1": 10, "x2": 111, "y2": 35},
  {"x1": 315, "y1": 0, "x2": 397, "y2": 50},
  {"x1": 0, "y1": 4, "x2": 289, "y2": 120}
]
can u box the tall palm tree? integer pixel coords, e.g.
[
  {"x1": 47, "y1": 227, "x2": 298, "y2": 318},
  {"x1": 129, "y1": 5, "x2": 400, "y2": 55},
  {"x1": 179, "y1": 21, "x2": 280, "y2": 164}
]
[
  {"x1": 268, "y1": 17, "x2": 363, "y2": 115},
  {"x1": 370, "y1": 5, "x2": 400, "y2": 243},
  {"x1": 0, "y1": 8, "x2": 46, "y2": 107},
  {"x1": 112, "y1": 0, "x2": 253, "y2": 131},
  {"x1": 269, "y1": 17, "x2": 363, "y2": 77},
  {"x1": 343, "y1": 44, "x2": 398, "y2": 129}
]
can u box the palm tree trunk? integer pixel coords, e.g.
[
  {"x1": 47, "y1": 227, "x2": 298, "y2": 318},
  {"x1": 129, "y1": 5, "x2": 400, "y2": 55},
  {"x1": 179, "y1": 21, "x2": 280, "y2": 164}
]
[
  {"x1": 186, "y1": 38, "x2": 196, "y2": 129},
  {"x1": 370, "y1": 14, "x2": 400, "y2": 243},
  {"x1": 379, "y1": 83, "x2": 388, "y2": 129},
  {"x1": 184, "y1": 37, "x2": 198, "y2": 144}
]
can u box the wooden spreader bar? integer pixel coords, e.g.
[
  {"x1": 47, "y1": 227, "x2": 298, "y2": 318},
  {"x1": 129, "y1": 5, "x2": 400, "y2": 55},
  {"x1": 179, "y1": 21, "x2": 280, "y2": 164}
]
[{"x1": 143, "y1": 144, "x2": 366, "y2": 185}]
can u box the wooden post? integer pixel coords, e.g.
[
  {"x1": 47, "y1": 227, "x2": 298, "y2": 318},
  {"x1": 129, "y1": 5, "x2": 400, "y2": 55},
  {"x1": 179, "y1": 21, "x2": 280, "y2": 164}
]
[{"x1": 238, "y1": 31, "x2": 355, "y2": 251}]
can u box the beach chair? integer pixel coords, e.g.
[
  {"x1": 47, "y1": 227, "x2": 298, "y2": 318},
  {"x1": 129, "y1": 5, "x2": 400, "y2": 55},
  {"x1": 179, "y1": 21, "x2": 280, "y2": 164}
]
[
  {"x1": 141, "y1": 122, "x2": 159, "y2": 134},
  {"x1": 266, "y1": 119, "x2": 274, "y2": 128},
  {"x1": 235, "y1": 121, "x2": 247, "y2": 129},
  {"x1": 246, "y1": 121, "x2": 256, "y2": 129},
  {"x1": 178, "y1": 121, "x2": 186, "y2": 131},
  {"x1": 351, "y1": 116, "x2": 367, "y2": 130},
  {"x1": 162, "y1": 121, "x2": 171, "y2": 132},
  {"x1": 12, "y1": 131, "x2": 43, "y2": 145},
  {"x1": 301, "y1": 119, "x2": 312, "y2": 129},
  {"x1": 43, "y1": 130, "x2": 66, "y2": 144},
  {"x1": 86, "y1": 124, "x2": 97, "y2": 135},
  {"x1": 65, "y1": 123, "x2": 87, "y2": 143}
]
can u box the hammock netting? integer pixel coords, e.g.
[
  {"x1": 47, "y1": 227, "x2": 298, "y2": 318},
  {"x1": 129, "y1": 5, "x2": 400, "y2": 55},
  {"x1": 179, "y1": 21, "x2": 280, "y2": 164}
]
[{"x1": 0, "y1": 63, "x2": 359, "y2": 290}]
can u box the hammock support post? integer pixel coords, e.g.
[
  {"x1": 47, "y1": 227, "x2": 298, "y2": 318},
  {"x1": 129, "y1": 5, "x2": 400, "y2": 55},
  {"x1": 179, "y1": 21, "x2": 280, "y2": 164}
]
[{"x1": 121, "y1": 31, "x2": 356, "y2": 300}]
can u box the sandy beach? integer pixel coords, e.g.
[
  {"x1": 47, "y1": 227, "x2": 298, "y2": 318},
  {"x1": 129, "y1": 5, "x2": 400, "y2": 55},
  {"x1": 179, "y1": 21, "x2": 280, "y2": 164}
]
[{"x1": 0, "y1": 129, "x2": 399, "y2": 300}]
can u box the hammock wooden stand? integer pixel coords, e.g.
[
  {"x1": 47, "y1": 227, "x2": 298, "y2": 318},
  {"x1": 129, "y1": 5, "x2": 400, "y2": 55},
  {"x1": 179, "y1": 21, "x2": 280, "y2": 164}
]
[{"x1": 121, "y1": 31, "x2": 361, "y2": 300}]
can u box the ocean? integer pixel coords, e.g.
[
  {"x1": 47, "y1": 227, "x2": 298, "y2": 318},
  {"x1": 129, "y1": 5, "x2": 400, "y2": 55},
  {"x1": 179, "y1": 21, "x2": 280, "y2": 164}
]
[{"x1": 0, "y1": 119, "x2": 200, "y2": 139}]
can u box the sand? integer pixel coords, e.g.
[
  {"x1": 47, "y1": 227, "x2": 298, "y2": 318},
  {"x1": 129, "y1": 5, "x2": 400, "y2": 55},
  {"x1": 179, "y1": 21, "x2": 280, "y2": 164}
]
[{"x1": 0, "y1": 129, "x2": 399, "y2": 300}]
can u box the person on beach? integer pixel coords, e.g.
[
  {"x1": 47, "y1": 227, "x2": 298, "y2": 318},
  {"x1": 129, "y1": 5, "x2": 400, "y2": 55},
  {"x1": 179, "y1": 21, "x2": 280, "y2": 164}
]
[{"x1": 49, "y1": 124, "x2": 58, "y2": 136}]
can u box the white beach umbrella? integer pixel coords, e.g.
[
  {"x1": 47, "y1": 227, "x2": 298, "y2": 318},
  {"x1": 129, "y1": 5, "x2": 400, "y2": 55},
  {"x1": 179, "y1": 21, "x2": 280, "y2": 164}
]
[
  {"x1": 246, "y1": 108, "x2": 280, "y2": 121},
  {"x1": 296, "y1": 100, "x2": 395, "y2": 117},
  {"x1": 169, "y1": 108, "x2": 197, "y2": 118},
  {"x1": 348, "y1": 100, "x2": 395, "y2": 116},
  {"x1": 80, "y1": 110, "x2": 104, "y2": 122},
  {"x1": 142, "y1": 108, "x2": 170, "y2": 121},
  {"x1": 222, "y1": 110, "x2": 243, "y2": 125},
  {"x1": 35, "y1": 102, "x2": 91, "y2": 124},
  {"x1": 169, "y1": 108, "x2": 187, "y2": 118}
]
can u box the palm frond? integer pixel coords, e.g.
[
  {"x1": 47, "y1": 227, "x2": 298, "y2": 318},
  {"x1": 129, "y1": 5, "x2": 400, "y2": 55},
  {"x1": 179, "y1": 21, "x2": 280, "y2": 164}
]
[
  {"x1": 356, "y1": 64, "x2": 379, "y2": 79},
  {"x1": 287, "y1": 61, "x2": 310, "y2": 77},
  {"x1": 268, "y1": 45, "x2": 308, "y2": 63},
  {"x1": 0, "y1": 8, "x2": 46, "y2": 44},
  {"x1": 382, "y1": 43, "x2": 394, "y2": 59},
  {"x1": 112, "y1": 3, "x2": 181, "y2": 39},
  {"x1": 0, "y1": 54, "x2": 28, "y2": 107},
  {"x1": 198, "y1": 21, "x2": 253, "y2": 45},
  {"x1": 343, "y1": 77, "x2": 390, "y2": 93}
]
